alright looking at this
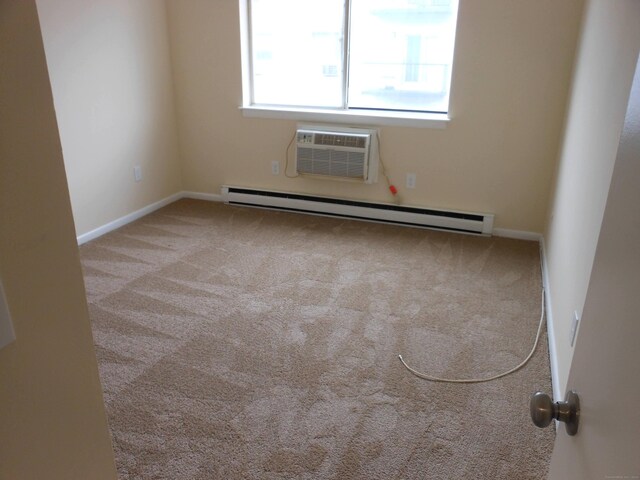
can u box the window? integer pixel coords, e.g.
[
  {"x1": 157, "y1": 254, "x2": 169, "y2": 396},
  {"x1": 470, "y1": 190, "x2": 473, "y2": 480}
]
[{"x1": 242, "y1": 0, "x2": 459, "y2": 119}]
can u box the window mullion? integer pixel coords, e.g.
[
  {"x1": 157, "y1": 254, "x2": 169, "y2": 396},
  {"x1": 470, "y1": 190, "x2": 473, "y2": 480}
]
[
  {"x1": 341, "y1": 0, "x2": 352, "y2": 110},
  {"x1": 245, "y1": 0, "x2": 256, "y2": 106}
]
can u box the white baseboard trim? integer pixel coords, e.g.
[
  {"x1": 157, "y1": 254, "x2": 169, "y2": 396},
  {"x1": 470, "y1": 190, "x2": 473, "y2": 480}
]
[
  {"x1": 77, "y1": 192, "x2": 545, "y2": 245},
  {"x1": 76, "y1": 191, "x2": 545, "y2": 246},
  {"x1": 492, "y1": 228, "x2": 542, "y2": 242},
  {"x1": 540, "y1": 236, "x2": 562, "y2": 401},
  {"x1": 77, "y1": 192, "x2": 184, "y2": 245},
  {"x1": 76, "y1": 191, "x2": 223, "y2": 245}
]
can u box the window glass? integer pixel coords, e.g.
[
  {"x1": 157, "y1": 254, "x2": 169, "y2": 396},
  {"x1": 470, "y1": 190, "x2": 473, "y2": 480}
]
[
  {"x1": 247, "y1": 0, "x2": 458, "y2": 113},
  {"x1": 348, "y1": 0, "x2": 459, "y2": 113},
  {"x1": 251, "y1": 0, "x2": 345, "y2": 107}
]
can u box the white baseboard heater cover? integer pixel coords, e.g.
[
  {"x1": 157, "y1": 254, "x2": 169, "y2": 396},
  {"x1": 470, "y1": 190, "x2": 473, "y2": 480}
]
[{"x1": 221, "y1": 186, "x2": 494, "y2": 235}]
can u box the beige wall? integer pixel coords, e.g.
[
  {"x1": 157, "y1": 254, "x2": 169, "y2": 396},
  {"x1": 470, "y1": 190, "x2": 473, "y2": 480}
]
[
  {"x1": 548, "y1": 49, "x2": 640, "y2": 480},
  {"x1": 0, "y1": 1, "x2": 117, "y2": 478},
  {"x1": 166, "y1": 0, "x2": 583, "y2": 233},
  {"x1": 37, "y1": 0, "x2": 183, "y2": 237},
  {"x1": 544, "y1": 0, "x2": 640, "y2": 395}
]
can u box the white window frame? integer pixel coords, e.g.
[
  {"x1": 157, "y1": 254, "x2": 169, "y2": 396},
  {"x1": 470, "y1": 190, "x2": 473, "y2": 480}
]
[{"x1": 238, "y1": 0, "x2": 453, "y2": 129}]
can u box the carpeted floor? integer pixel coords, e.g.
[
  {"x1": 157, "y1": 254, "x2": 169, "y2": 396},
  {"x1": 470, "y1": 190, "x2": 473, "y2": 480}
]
[{"x1": 80, "y1": 199, "x2": 555, "y2": 479}]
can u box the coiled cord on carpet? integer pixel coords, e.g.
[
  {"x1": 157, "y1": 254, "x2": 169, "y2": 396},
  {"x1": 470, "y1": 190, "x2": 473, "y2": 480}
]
[{"x1": 398, "y1": 289, "x2": 546, "y2": 384}]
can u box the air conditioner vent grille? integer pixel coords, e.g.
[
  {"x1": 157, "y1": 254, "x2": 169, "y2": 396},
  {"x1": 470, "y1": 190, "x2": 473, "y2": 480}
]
[
  {"x1": 314, "y1": 133, "x2": 367, "y2": 148},
  {"x1": 295, "y1": 125, "x2": 378, "y2": 183},
  {"x1": 297, "y1": 148, "x2": 365, "y2": 178}
]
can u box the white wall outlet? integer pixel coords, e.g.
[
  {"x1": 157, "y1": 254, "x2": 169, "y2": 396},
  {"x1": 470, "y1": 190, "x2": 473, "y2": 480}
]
[
  {"x1": 570, "y1": 310, "x2": 580, "y2": 347},
  {"x1": 134, "y1": 165, "x2": 142, "y2": 182},
  {"x1": 271, "y1": 161, "x2": 280, "y2": 175},
  {"x1": 406, "y1": 173, "x2": 416, "y2": 189}
]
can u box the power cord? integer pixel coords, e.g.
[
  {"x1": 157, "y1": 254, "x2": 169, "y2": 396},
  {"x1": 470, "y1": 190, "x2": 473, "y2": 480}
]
[
  {"x1": 376, "y1": 131, "x2": 400, "y2": 204},
  {"x1": 284, "y1": 130, "x2": 299, "y2": 178},
  {"x1": 398, "y1": 289, "x2": 546, "y2": 383}
]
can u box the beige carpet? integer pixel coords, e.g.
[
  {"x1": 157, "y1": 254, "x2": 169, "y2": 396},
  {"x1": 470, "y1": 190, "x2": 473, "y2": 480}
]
[{"x1": 80, "y1": 199, "x2": 555, "y2": 479}]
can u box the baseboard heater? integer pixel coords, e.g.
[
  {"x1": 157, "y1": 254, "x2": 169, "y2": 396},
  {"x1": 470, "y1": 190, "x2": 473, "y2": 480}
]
[{"x1": 221, "y1": 186, "x2": 494, "y2": 235}]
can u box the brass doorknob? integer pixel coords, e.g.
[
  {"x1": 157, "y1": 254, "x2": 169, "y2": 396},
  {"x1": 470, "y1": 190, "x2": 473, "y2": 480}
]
[{"x1": 530, "y1": 390, "x2": 580, "y2": 436}]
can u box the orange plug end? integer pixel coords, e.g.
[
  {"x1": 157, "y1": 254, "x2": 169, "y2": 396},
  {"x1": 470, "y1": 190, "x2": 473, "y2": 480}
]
[{"x1": 389, "y1": 185, "x2": 398, "y2": 195}]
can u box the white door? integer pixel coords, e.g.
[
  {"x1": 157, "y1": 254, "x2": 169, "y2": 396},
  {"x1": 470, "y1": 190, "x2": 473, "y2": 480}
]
[{"x1": 547, "y1": 55, "x2": 640, "y2": 479}]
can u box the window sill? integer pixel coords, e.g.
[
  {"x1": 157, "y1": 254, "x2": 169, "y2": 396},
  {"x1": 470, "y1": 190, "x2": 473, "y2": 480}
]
[{"x1": 240, "y1": 105, "x2": 449, "y2": 129}]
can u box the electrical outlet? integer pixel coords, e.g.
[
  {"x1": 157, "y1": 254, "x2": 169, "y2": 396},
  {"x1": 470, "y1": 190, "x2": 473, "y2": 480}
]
[
  {"x1": 271, "y1": 161, "x2": 280, "y2": 175},
  {"x1": 134, "y1": 165, "x2": 142, "y2": 182},
  {"x1": 570, "y1": 311, "x2": 580, "y2": 347},
  {"x1": 406, "y1": 173, "x2": 416, "y2": 189}
]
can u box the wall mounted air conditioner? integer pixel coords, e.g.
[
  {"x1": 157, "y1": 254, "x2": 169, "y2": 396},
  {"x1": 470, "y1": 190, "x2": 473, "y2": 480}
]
[{"x1": 295, "y1": 125, "x2": 379, "y2": 184}]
